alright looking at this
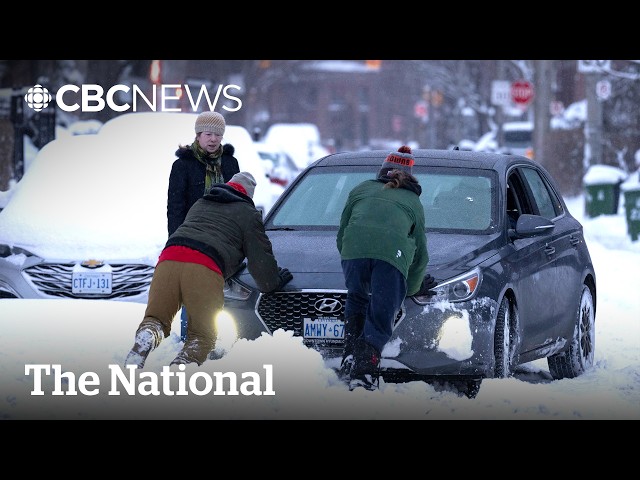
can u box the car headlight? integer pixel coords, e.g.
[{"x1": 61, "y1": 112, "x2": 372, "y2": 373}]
[
  {"x1": 412, "y1": 267, "x2": 482, "y2": 304},
  {"x1": 223, "y1": 277, "x2": 252, "y2": 301},
  {"x1": 0, "y1": 244, "x2": 38, "y2": 259}
]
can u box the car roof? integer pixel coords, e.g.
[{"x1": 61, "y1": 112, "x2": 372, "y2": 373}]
[{"x1": 312, "y1": 148, "x2": 536, "y2": 171}]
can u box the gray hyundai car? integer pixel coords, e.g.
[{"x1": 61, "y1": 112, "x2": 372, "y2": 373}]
[{"x1": 221, "y1": 148, "x2": 597, "y2": 396}]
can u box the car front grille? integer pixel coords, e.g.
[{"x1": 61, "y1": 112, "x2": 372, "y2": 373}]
[
  {"x1": 257, "y1": 290, "x2": 404, "y2": 349},
  {"x1": 258, "y1": 290, "x2": 346, "y2": 333},
  {"x1": 23, "y1": 263, "x2": 154, "y2": 300}
]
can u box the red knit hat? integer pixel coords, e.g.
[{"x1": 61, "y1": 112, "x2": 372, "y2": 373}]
[{"x1": 379, "y1": 145, "x2": 414, "y2": 177}]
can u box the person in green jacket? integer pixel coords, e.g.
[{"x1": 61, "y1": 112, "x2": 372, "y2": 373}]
[
  {"x1": 336, "y1": 146, "x2": 434, "y2": 390},
  {"x1": 125, "y1": 171, "x2": 293, "y2": 368}
]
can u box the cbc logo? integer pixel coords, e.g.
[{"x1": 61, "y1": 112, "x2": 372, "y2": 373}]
[
  {"x1": 24, "y1": 84, "x2": 52, "y2": 112},
  {"x1": 22, "y1": 82, "x2": 243, "y2": 113}
]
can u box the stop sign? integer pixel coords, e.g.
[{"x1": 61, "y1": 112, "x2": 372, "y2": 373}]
[{"x1": 511, "y1": 80, "x2": 534, "y2": 106}]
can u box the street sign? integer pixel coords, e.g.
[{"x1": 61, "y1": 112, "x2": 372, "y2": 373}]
[
  {"x1": 511, "y1": 80, "x2": 534, "y2": 106},
  {"x1": 550, "y1": 100, "x2": 564, "y2": 116},
  {"x1": 596, "y1": 80, "x2": 612, "y2": 100},
  {"x1": 491, "y1": 80, "x2": 511, "y2": 106},
  {"x1": 578, "y1": 60, "x2": 611, "y2": 73},
  {"x1": 414, "y1": 100, "x2": 428, "y2": 118}
]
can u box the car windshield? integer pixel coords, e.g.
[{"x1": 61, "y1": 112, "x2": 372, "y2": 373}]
[{"x1": 268, "y1": 166, "x2": 497, "y2": 233}]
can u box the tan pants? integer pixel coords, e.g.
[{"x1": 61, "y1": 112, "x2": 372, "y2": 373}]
[{"x1": 138, "y1": 260, "x2": 224, "y2": 365}]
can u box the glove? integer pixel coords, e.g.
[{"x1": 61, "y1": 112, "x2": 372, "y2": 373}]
[
  {"x1": 277, "y1": 267, "x2": 293, "y2": 290},
  {"x1": 415, "y1": 274, "x2": 438, "y2": 297}
]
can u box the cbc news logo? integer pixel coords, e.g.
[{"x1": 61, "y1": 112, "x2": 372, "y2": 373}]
[
  {"x1": 22, "y1": 83, "x2": 242, "y2": 113},
  {"x1": 24, "y1": 84, "x2": 53, "y2": 112}
]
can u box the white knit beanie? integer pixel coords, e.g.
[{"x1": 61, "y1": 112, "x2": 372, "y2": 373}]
[{"x1": 195, "y1": 111, "x2": 226, "y2": 136}]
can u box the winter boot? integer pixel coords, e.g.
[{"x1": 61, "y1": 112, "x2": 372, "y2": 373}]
[
  {"x1": 348, "y1": 339, "x2": 381, "y2": 391},
  {"x1": 338, "y1": 315, "x2": 365, "y2": 382},
  {"x1": 338, "y1": 354, "x2": 355, "y2": 382},
  {"x1": 170, "y1": 337, "x2": 212, "y2": 366},
  {"x1": 124, "y1": 323, "x2": 164, "y2": 369}
]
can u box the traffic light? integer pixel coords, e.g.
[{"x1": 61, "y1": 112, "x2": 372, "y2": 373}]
[{"x1": 149, "y1": 60, "x2": 162, "y2": 85}]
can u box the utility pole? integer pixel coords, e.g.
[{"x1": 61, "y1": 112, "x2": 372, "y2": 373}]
[
  {"x1": 579, "y1": 60, "x2": 609, "y2": 170},
  {"x1": 585, "y1": 72, "x2": 604, "y2": 169},
  {"x1": 495, "y1": 60, "x2": 505, "y2": 148},
  {"x1": 533, "y1": 60, "x2": 553, "y2": 168}
]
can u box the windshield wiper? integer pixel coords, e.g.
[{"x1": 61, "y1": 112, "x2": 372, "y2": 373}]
[{"x1": 266, "y1": 227, "x2": 297, "y2": 231}]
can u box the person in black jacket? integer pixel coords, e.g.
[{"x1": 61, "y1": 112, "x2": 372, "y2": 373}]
[
  {"x1": 167, "y1": 111, "x2": 240, "y2": 237},
  {"x1": 167, "y1": 111, "x2": 241, "y2": 341},
  {"x1": 125, "y1": 172, "x2": 293, "y2": 368}
]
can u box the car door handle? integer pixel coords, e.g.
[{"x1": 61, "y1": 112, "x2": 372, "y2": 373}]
[
  {"x1": 545, "y1": 245, "x2": 556, "y2": 256},
  {"x1": 569, "y1": 235, "x2": 580, "y2": 246}
]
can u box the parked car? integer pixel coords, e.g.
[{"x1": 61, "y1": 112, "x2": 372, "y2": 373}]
[
  {"x1": 502, "y1": 121, "x2": 534, "y2": 159},
  {"x1": 0, "y1": 134, "x2": 161, "y2": 301},
  {"x1": 262, "y1": 123, "x2": 330, "y2": 169},
  {"x1": 473, "y1": 121, "x2": 534, "y2": 159},
  {"x1": 221, "y1": 148, "x2": 597, "y2": 396},
  {"x1": 0, "y1": 112, "x2": 279, "y2": 303},
  {"x1": 255, "y1": 141, "x2": 302, "y2": 188}
]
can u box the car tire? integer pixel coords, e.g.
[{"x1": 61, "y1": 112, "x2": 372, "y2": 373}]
[
  {"x1": 494, "y1": 296, "x2": 516, "y2": 378},
  {"x1": 548, "y1": 285, "x2": 595, "y2": 379}
]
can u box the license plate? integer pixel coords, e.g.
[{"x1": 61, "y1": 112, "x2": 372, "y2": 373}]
[
  {"x1": 303, "y1": 317, "x2": 344, "y2": 339},
  {"x1": 72, "y1": 272, "x2": 112, "y2": 294}
]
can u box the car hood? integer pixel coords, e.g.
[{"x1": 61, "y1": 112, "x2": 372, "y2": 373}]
[
  {"x1": 0, "y1": 207, "x2": 165, "y2": 263},
  {"x1": 0, "y1": 135, "x2": 169, "y2": 264},
  {"x1": 237, "y1": 230, "x2": 502, "y2": 289}
]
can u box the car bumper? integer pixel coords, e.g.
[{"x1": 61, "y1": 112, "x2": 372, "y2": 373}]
[
  {"x1": 0, "y1": 256, "x2": 153, "y2": 302},
  {"x1": 222, "y1": 289, "x2": 499, "y2": 379},
  {"x1": 382, "y1": 297, "x2": 498, "y2": 377}
]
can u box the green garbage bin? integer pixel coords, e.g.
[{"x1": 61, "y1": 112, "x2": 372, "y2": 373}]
[
  {"x1": 584, "y1": 182, "x2": 621, "y2": 218},
  {"x1": 622, "y1": 188, "x2": 640, "y2": 242},
  {"x1": 583, "y1": 164, "x2": 628, "y2": 218}
]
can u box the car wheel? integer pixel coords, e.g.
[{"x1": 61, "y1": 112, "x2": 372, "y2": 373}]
[
  {"x1": 494, "y1": 296, "x2": 516, "y2": 378},
  {"x1": 548, "y1": 285, "x2": 595, "y2": 379}
]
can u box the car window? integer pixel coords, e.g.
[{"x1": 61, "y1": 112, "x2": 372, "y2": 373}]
[
  {"x1": 268, "y1": 167, "x2": 496, "y2": 233},
  {"x1": 421, "y1": 173, "x2": 494, "y2": 231},
  {"x1": 520, "y1": 167, "x2": 564, "y2": 219}
]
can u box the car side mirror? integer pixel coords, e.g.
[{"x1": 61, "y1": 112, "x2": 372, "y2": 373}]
[{"x1": 509, "y1": 214, "x2": 554, "y2": 239}]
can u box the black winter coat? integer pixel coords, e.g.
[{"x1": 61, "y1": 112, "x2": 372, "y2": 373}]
[{"x1": 167, "y1": 143, "x2": 240, "y2": 236}]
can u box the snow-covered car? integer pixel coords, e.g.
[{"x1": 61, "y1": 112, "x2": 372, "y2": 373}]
[
  {"x1": 0, "y1": 134, "x2": 161, "y2": 301},
  {"x1": 473, "y1": 121, "x2": 534, "y2": 159},
  {"x1": 255, "y1": 141, "x2": 302, "y2": 188},
  {"x1": 502, "y1": 121, "x2": 534, "y2": 159},
  {"x1": 0, "y1": 112, "x2": 279, "y2": 303},
  {"x1": 220, "y1": 148, "x2": 597, "y2": 397},
  {"x1": 262, "y1": 123, "x2": 330, "y2": 170}
]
